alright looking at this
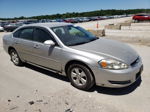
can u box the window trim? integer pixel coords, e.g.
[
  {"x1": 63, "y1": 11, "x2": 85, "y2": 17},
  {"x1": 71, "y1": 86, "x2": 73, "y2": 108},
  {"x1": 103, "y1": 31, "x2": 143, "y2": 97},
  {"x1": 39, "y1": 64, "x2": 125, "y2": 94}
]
[
  {"x1": 33, "y1": 27, "x2": 59, "y2": 46},
  {"x1": 13, "y1": 26, "x2": 59, "y2": 46},
  {"x1": 13, "y1": 27, "x2": 34, "y2": 41}
]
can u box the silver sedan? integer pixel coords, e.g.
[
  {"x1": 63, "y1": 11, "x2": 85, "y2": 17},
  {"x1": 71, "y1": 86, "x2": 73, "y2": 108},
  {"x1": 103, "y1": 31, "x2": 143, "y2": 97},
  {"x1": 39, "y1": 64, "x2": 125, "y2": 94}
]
[{"x1": 3, "y1": 23, "x2": 143, "y2": 90}]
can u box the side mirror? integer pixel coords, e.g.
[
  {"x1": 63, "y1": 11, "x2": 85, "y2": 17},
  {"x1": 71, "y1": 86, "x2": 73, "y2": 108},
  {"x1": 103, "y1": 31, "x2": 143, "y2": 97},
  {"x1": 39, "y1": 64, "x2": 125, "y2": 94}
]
[{"x1": 44, "y1": 40, "x2": 55, "y2": 46}]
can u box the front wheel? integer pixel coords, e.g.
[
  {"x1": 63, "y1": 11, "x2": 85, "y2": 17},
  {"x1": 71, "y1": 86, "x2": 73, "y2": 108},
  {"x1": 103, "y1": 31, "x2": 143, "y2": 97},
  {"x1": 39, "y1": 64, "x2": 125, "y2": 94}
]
[
  {"x1": 10, "y1": 49, "x2": 23, "y2": 66},
  {"x1": 67, "y1": 63, "x2": 94, "y2": 90}
]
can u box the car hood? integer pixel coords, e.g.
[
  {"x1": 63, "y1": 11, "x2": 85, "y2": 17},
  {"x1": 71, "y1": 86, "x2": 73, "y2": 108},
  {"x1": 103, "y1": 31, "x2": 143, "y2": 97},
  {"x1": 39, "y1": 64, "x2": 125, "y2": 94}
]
[{"x1": 70, "y1": 38, "x2": 138, "y2": 65}]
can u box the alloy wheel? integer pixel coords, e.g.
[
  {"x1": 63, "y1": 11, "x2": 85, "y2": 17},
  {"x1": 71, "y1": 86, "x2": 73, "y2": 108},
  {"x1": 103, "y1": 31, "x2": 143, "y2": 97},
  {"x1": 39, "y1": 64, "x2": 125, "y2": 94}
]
[{"x1": 71, "y1": 67, "x2": 87, "y2": 86}]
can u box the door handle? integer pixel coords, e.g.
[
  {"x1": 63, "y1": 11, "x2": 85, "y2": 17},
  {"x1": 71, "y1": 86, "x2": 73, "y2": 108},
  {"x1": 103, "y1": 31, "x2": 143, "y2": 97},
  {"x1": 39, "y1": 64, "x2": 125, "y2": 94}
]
[{"x1": 33, "y1": 44, "x2": 40, "y2": 49}]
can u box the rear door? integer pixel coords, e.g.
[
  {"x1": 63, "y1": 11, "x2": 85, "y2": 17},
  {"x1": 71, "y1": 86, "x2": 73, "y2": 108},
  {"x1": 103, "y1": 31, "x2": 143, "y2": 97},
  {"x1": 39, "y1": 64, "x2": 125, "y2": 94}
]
[
  {"x1": 13, "y1": 27, "x2": 35, "y2": 62},
  {"x1": 32, "y1": 27, "x2": 62, "y2": 71}
]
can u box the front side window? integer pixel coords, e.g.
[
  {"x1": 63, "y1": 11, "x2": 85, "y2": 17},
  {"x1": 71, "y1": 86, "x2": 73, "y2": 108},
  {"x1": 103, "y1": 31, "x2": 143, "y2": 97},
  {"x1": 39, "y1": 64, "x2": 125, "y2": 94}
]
[
  {"x1": 33, "y1": 28, "x2": 52, "y2": 43},
  {"x1": 19, "y1": 28, "x2": 33, "y2": 40},
  {"x1": 51, "y1": 25, "x2": 97, "y2": 46}
]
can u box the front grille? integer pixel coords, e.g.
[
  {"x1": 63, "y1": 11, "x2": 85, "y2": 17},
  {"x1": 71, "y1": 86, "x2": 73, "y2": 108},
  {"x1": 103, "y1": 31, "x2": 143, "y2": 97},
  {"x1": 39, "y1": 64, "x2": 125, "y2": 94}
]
[{"x1": 131, "y1": 57, "x2": 140, "y2": 67}]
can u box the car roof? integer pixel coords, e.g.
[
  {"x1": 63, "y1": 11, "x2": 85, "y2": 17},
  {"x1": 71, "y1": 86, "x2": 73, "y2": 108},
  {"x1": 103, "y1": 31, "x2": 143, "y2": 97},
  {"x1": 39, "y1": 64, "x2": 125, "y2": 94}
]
[{"x1": 23, "y1": 22, "x2": 72, "y2": 28}]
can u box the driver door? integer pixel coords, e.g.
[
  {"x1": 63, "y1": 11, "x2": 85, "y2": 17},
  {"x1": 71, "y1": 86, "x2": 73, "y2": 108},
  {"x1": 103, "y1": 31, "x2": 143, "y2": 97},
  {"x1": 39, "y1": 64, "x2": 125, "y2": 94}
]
[{"x1": 31, "y1": 27, "x2": 62, "y2": 71}]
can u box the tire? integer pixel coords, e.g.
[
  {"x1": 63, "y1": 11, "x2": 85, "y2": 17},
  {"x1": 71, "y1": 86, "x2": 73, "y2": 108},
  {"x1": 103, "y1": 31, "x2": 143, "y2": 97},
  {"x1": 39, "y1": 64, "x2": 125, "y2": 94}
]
[
  {"x1": 67, "y1": 63, "x2": 94, "y2": 90},
  {"x1": 10, "y1": 49, "x2": 23, "y2": 66},
  {"x1": 134, "y1": 20, "x2": 138, "y2": 23}
]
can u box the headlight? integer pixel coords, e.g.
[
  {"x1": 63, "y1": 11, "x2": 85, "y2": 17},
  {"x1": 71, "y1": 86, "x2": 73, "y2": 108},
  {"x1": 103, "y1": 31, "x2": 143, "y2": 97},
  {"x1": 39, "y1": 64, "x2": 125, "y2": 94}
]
[{"x1": 99, "y1": 59, "x2": 128, "y2": 70}]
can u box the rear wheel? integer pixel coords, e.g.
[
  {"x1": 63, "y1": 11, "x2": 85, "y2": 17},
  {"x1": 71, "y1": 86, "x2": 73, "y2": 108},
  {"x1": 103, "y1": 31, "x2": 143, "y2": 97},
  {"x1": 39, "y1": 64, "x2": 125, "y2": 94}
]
[
  {"x1": 10, "y1": 49, "x2": 23, "y2": 66},
  {"x1": 67, "y1": 63, "x2": 94, "y2": 90}
]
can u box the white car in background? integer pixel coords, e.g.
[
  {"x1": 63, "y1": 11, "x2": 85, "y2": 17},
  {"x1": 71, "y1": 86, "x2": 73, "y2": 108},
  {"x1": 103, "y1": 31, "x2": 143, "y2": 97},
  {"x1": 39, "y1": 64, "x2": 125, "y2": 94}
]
[{"x1": 0, "y1": 26, "x2": 4, "y2": 32}]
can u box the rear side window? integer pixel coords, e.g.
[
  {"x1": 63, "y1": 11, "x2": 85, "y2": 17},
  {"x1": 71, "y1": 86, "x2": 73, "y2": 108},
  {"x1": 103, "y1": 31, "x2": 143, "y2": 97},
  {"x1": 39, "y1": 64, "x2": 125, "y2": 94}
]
[
  {"x1": 33, "y1": 28, "x2": 52, "y2": 43},
  {"x1": 19, "y1": 28, "x2": 33, "y2": 40},
  {"x1": 13, "y1": 30, "x2": 21, "y2": 38}
]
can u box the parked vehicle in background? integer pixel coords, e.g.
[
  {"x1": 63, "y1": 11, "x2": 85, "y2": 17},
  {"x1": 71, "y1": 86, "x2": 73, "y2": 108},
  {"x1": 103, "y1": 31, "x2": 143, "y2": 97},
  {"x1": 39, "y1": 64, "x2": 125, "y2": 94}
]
[
  {"x1": 23, "y1": 19, "x2": 38, "y2": 25},
  {"x1": 0, "y1": 21, "x2": 9, "y2": 27},
  {"x1": 89, "y1": 16, "x2": 105, "y2": 21},
  {"x1": 80, "y1": 17, "x2": 90, "y2": 22},
  {"x1": 64, "y1": 17, "x2": 91, "y2": 23},
  {"x1": 55, "y1": 19, "x2": 64, "y2": 22},
  {"x1": 4, "y1": 22, "x2": 25, "y2": 32},
  {"x1": 133, "y1": 14, "x2": 150, "y2": 22},
  {"x1": 64, "y1": 18, "x2": 78, "y2": 23},
  {"x1": 4, "y1": 23, "x2": 18, "y2": 32},
  {"x1": 39, "y1": 19, "x2": 52, "y2": 23},
  {"x1": 0, "y1": 25, "x2": 4, "y2": 32},
  {"x1": 3, "y1": 23, "x2": 143, "y2": 90}
]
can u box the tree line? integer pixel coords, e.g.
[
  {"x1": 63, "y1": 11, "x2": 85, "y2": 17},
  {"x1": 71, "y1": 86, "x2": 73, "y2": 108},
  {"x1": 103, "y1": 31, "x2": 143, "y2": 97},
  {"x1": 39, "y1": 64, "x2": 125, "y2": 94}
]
[{"x1": 1, "y1": 9, "x2": 150, "y2": 20}]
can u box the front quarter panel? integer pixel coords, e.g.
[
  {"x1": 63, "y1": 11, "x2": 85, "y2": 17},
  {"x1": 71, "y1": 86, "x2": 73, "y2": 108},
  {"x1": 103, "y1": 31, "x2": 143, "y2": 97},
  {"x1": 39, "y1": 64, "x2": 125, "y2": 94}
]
[{"x1": 61, "y1": 47, "x2": 103, "y2": 75}]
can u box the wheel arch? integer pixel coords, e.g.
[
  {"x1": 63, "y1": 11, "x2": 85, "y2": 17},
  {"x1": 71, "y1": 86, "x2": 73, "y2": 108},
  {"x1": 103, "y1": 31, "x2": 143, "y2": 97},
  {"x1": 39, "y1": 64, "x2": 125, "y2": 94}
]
[
  {"x1": 64, "y1": 60, "x2": 95, "y2": 82},
  {"x1": 8, "y1": 46, "x2": 16, "y2": 54}
]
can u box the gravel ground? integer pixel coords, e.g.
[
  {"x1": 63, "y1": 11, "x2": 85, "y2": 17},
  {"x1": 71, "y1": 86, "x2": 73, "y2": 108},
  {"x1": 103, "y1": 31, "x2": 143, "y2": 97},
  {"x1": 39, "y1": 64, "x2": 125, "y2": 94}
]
[{"x1": 0, "y1": 28, "x2": 150, "y2": 112}]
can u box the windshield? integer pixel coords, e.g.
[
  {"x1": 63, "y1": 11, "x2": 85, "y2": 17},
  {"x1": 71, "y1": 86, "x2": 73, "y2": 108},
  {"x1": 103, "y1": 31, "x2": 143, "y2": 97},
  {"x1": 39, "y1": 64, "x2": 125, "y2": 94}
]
[{"x1": 51, "y1": 25, "x2": 97, "y2": 46}]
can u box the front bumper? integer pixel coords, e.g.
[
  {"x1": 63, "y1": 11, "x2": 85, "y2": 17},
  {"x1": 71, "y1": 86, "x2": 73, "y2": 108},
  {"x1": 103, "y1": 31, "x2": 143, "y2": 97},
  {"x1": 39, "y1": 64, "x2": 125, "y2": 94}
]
[{"x1": 91, "y1": 59, "x2": 143, "y2": 88}]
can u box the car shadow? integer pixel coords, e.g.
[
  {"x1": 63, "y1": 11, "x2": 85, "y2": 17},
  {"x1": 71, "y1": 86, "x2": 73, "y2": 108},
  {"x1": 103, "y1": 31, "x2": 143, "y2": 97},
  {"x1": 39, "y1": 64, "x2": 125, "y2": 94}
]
[
  {"x1": 24, "y1": 63, "x2": 142, "y2": 95},
  {"x1": 24, "y1": 63, "x2": 69, "y2": 82},
  {"x1": 89, "y1": 77, "x2": 142, "y2": 95}
]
